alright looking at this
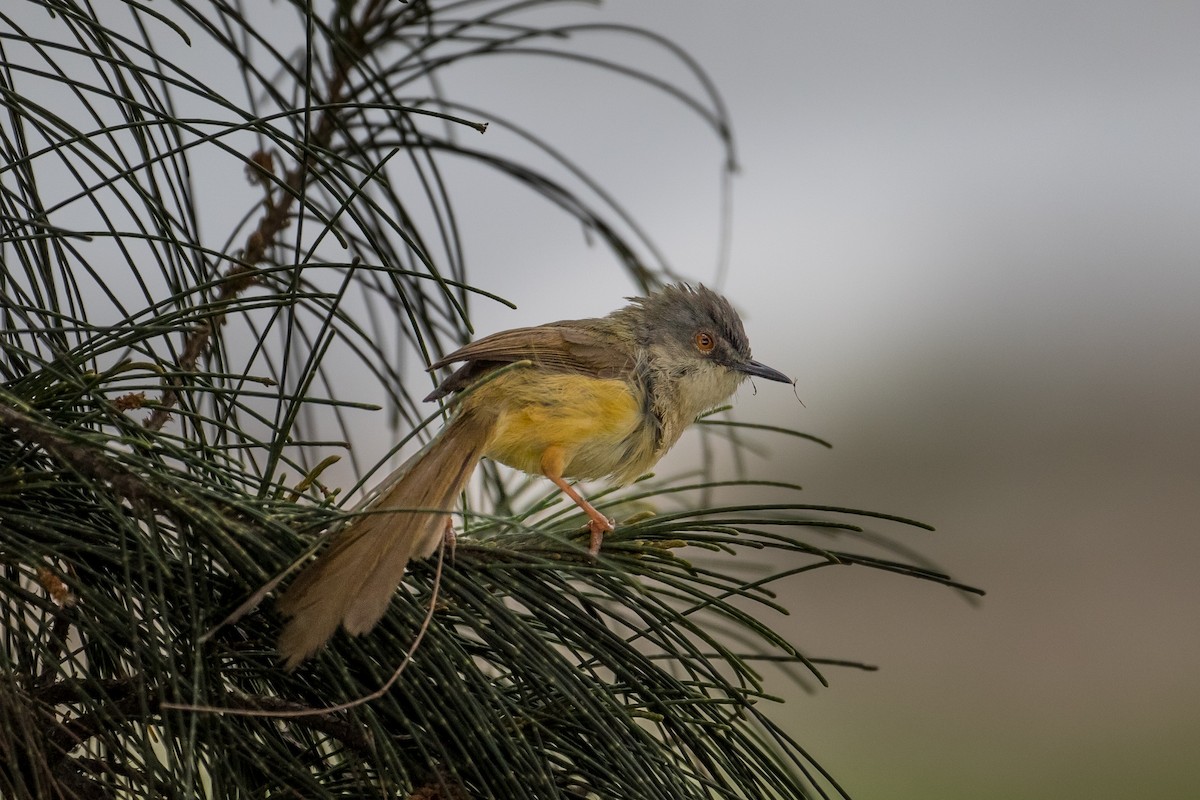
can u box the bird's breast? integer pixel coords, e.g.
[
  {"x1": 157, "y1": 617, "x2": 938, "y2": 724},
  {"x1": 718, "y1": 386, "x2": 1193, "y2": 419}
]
[{"x1": 469, "y1": 368, "x2": 658, "y2": 484}]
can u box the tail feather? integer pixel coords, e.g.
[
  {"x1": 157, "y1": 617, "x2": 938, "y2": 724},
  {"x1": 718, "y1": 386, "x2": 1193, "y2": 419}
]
[{"x1": 276, "y1": 410, "x2": 492, "y2": 668}]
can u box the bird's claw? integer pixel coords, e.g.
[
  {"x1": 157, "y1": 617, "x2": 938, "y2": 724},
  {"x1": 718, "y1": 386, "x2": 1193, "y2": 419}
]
[{"x1": 587, "y1": 515, "x2": 615, "y2": 557}]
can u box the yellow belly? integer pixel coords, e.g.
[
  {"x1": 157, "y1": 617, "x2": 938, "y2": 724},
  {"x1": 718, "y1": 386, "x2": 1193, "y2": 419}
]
[{"x1": 466, "y1": 369, "x2": 653, "y2": 482}]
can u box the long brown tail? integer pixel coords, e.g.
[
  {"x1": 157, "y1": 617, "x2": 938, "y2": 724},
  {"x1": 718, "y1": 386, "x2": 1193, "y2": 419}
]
[{"x1": 276, "y1": 410, "x2": 493, "y2": 668}]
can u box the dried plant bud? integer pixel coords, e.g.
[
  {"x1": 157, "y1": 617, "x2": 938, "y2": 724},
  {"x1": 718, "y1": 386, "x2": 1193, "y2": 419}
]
[
  {"x1": 245, "y1": 150, "x2": 275, "y2": 186},
  {"x1": 35, "y1": 565, "x2": 76, "y2": 607},
  {"x1": 113, "y1": 391, "x2": 147, "y2": 411}
]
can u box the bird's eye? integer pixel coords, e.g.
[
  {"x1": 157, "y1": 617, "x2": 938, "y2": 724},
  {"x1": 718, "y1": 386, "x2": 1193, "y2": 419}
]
[{"x1": 694, "y1": 332, "x2": 715, "y2": 353}]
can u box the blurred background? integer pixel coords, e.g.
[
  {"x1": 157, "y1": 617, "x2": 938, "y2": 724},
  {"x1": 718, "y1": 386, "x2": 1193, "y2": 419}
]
[
  {"x1": 16, "y1": 1, "x2": 1195, "y2": 796},
  {"x1": 407, "y1": 2, "x2": 1200, "y2": 798}
]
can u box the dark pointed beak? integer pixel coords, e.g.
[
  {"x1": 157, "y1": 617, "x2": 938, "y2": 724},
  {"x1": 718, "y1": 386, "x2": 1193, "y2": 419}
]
[{"x1": 734, "y1": 358, "x2": 792, "y2": 384}]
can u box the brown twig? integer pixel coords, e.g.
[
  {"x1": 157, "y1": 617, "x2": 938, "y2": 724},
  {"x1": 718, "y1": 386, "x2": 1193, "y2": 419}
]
[
  {"x1": 143, "y1": 2, "x2": 388, "y2": 432},
  {"x1": 407, "y1": 777, "x2": 472, "y2": 800},
  {"x1": 33, "y1": 678, "x2": 136, "y2": 707},
  {"x1": 165, "y1": 535, "x2": 446, "y2": 719},
  {"x1": 0, "y1": 401, "x2": 165, "y2": 510},
  {"x1": 192, "y1": 694, "x2": 376, "y2": 756},
  {"x1": 34, "y1": 678, "x2": 375, "y2": 763}
]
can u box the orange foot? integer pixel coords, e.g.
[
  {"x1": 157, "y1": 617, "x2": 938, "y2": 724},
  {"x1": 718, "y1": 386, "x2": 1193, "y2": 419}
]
[{"x1": 587, "y1": 513, "x2": 616, "y2": 556}]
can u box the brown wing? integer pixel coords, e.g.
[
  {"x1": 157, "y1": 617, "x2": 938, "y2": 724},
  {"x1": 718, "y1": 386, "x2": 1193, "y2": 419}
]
[{"x1": 425, "y1": 320, "x2": 634, "y2": 401}]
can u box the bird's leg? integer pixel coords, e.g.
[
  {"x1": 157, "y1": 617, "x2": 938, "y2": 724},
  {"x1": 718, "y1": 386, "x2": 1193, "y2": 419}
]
[
  {"x1": 548, "y1": 475, "x2": 614, "y2": 555},
  {"x1": 541, "y1": 446, "x2": 614, "y2": 555}
]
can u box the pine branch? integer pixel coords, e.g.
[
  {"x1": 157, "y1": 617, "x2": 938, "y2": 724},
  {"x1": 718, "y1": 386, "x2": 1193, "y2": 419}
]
[
  {"x1": 0, "y1": 398, "x2": 168, "y2": 510},
  {"x1": 0, "y1": 3, "x2": 977, "y2": 798},
  {"x1": 145, "y1": 0, "x2": 391, "y2": 431}
]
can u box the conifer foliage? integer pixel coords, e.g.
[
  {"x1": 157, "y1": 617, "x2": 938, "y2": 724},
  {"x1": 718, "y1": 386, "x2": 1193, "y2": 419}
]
[{"x1": 0, "y1": 2, "x2": 976, "y2": 797}]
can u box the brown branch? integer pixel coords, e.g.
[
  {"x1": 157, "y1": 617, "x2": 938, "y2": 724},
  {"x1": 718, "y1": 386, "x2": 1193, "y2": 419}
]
[
  {"x1": 0, "y1": 401, "x2": 166, "y2": 510},
  {"x1": 408, "y1": 777, "x2": 472, "y2": 800},
  {"x1": 207, "y1": 694, "x2": 377, "y2": 756},
  {"x1": 144, "y1": 2, "x2": 388, "y2": 432},
  {"x1": 32, "y1": 678, "x2": 137, "y2": 707},
  {"x1": 36, "y1": 682, "x2": 375, "y2": 762}
]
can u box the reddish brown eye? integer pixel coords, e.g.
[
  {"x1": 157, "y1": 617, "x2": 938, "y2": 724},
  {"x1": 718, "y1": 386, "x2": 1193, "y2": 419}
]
[{"x1": 694, "y1": 332, "x2": 715, "y2": 353}]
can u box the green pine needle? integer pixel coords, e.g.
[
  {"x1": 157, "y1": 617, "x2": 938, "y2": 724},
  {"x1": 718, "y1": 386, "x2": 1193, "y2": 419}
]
[{"x1": 1, "y1": 2, "x2": 978, "y2": 798}]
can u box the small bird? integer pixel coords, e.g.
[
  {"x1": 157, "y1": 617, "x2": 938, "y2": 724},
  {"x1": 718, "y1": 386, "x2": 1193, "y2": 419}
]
[{"x1": 276, "y1": 283, "x2": 791, "y2": 667}]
